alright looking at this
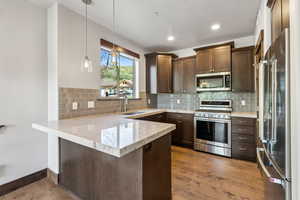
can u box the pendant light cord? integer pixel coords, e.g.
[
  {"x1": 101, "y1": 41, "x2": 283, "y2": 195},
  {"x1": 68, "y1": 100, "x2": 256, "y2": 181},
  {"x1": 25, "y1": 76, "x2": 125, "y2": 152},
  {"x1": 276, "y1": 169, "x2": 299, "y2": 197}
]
[
  {"x1": 85, "y1": 1, "x2": 88, "y2": 57},
  {"x1": 113, "y1": 0, "x2": 116, "y2": 51}
]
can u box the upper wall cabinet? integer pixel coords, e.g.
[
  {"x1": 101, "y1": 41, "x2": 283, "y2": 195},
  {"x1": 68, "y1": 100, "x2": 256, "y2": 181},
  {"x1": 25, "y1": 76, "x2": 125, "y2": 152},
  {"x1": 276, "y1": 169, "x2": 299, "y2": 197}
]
[
  {"x1": 194, "y1": 42, "x2": 234, "y2": 74},
  {"x1": 232, "y1": 46, "x2": 255, "y2": 92},
  {"x1": 145, "y1": 53, "x2": 177, "y2": 94},
  {"x1": 268, "y1": 0, "x2": 290, "y2": 42},
  {"x1": 173, "y1": 56, "x2": 196, "y2": 93}
]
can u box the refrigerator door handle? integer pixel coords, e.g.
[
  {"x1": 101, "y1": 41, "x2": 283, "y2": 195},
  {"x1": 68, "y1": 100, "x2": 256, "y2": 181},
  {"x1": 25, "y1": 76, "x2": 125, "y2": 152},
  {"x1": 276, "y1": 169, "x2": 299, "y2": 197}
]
[
  {"x1": 257, "y1": 148, "x2": 284, "y2": 186},
  {"x1": 271, "y1": 59, "x2": 278, "y2": 144}
]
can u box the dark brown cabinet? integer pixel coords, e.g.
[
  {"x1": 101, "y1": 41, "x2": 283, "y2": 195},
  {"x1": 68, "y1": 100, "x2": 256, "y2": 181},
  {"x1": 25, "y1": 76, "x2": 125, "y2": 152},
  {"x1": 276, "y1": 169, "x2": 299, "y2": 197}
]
[
  {"x1": 195, "y1": 49, "x2": 211, "y2": 74},
  {"x1": 60, "y1": 135, "x2": 172, "y2": 200},
  {"x1": 212, "y1": 45, "x2": 232, "y2": 73},
  {"x1": 194, "y1": 42, "x2": 233, "y2": 74},
  {"x1": 232, "y1": 46, "x2": 255, "y2": 92},
  {"x1": 269, "y1": 0, "x2": 290, "y2": 42},
  {"x1": 166, "y1": 112, "x2": 194, "y2": 148},
  {"x1": 145, "y1": 53, "x2": 177, "y2": 94},
  {"x1": 232, "y1": 117, "x2": 257, "y2": 162},
  {"x1": 138, "y1": 112, "x2": 194, "y2": 149},
  {"x1": 173, "y1": 56, "x2": 196, "y2": 93},
  {"x1": 138, "y1": 113, "x2": 167, "y2": 122}
]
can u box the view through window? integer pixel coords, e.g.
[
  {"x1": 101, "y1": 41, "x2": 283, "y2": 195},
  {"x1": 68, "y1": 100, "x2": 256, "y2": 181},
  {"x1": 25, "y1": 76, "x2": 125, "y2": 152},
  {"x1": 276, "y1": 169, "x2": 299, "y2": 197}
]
[{"x1": 100, "y1": 48, "x2": 137, "y2": 98}]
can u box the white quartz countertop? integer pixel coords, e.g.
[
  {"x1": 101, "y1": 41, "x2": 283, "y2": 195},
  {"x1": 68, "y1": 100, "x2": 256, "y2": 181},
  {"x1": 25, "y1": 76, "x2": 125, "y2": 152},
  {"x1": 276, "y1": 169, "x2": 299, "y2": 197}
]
[
  {"x1": 231, "y1": 112, "x2": 257, "y2": 118},
  {"x1": 32, "y1": 109, "x2": 176, "y2": 158}
]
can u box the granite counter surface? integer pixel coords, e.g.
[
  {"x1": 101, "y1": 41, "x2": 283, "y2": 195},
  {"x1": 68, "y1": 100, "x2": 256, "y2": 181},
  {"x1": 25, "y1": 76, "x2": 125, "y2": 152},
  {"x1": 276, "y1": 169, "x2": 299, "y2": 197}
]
[{"x1": 32, "y1": 109, "x2": 176, "y2": 158}]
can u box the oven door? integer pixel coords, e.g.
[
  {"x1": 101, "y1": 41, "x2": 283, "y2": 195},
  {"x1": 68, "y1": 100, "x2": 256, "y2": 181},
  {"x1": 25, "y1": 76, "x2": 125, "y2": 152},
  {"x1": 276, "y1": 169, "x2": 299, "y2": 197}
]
[{"x1": 194, "y1": 117, "x2": 231, "y2": 148}]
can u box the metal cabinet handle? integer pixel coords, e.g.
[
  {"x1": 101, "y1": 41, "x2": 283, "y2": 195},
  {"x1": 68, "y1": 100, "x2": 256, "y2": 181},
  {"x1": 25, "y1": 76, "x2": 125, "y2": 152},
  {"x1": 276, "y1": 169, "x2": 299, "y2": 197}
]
[
  {"x1": 271, "y1": 59, "x2": 278, "y2": 144},
  {"x1": 239, "y1": 137, "x2": 248, "y2": 140},
  {"x1": 239, "y1": 147, "x2": 247, "y2": 151}
]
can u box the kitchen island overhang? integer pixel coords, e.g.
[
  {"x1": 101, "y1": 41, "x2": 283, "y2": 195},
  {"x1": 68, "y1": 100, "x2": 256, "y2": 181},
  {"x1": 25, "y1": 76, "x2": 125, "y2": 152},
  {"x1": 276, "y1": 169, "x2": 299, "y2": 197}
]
[{"x1": 32, "y1": 111, "x2": 176, "y2": 200}]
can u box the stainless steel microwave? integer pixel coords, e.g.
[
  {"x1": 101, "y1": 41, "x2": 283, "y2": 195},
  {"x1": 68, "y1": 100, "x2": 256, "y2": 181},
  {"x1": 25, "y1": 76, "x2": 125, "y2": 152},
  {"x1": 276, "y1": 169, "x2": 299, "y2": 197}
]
[{"x1": 195, "y1": 72, "x2": 231, "y2": 92}]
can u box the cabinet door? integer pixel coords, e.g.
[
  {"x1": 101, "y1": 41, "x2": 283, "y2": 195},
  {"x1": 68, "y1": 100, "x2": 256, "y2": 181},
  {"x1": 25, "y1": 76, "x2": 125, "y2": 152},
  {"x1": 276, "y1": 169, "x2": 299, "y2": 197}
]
[
  {"x1": 212, "y1": 45, "x2": 231, "y2": 73},
  {"x1": 232, "y1": 47, "x2": 254, "y2": 92},
  {"x1": 182, "y1": 57, "x2": 196, "y2": 93},
  {"x1": 181, "y1": 114, "x2": 194, "y2": 148},
  {"x1": 166, "y1": 113, "x2": 183, "y2": 146},
  {"x1": 157, "y1": 55, "x2": 173, "y2": 93},
  {"x1": 173, "y1": 59, "x2": 184, "y2": 93},
  {"x1": 195, "y1": 49, "x2": 212, "y2": 74},
  {"x1": 272, "y1": 0, "x2": 282, "y2": 42}
]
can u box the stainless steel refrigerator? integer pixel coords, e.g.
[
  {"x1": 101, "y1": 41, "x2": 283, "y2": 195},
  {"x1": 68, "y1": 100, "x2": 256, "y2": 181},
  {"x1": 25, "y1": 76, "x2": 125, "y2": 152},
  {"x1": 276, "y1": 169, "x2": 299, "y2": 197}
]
[{"x1": 257, "y1": 28, "x2": 292, "y2": 200}]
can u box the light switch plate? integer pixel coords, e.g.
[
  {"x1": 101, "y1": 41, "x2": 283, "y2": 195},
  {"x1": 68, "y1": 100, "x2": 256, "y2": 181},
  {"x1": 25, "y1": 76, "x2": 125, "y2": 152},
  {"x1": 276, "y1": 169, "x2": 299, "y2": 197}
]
[
  {"x1": 72, "y1": 102, "x2": 78, "y2": 110},
  {"x1": 88, "y1": 101, "x2": 95, "y2": 109},
  {"x1": 147, "y1": 99, "x2": 151, "y2": 105},
  {"x1": 176, "y1": 99, "x2": 181, "y2": 104}
]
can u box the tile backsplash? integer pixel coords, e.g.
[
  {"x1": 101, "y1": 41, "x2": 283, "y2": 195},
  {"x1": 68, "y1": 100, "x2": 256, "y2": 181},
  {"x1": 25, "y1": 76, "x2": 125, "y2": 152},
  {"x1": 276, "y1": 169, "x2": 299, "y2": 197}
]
[
  {"x1": 59, "y1": 88, "x2": 149, "y2": 119},
  {"x1": 157, "y1": 92, "x2": 256, "y2": 112}
]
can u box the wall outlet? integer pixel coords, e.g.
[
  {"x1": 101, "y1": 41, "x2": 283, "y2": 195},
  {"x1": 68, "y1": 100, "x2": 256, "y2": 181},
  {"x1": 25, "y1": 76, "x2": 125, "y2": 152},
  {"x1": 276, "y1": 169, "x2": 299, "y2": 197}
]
[
  {"x1": 241, "y1": 100, "x2": 246, "y2": 106},
  {"x1": 88, "y1": 101, "x2": 95, "y2": 109},
  {"x1": 176, "y1": 99, "x2": 181, "y2": 104},
  {"x1": 147, "y1": 99, "x2": 151, "y2": 105},
  {"x1": 72, "y1": 102, "x2": 78, "y2": 110}
]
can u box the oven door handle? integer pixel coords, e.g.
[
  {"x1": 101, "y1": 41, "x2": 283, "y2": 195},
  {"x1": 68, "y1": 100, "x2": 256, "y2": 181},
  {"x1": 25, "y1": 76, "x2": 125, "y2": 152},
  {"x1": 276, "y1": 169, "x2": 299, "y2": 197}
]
[{"x1": 194, "y1": 117, "x2": 231, "y2": 124}]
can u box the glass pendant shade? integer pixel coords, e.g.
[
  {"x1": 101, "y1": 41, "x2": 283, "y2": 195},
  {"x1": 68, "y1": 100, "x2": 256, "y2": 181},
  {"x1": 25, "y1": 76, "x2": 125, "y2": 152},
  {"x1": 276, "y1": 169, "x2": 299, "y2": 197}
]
[
  {"x1": 81, "y1": 0, "x2": 93, "y2": 73},
  {"x1": 81, "y1": 56, "x2": 93, "y2": 72},
  {"x1": 109, "y1": 47, "x2": 119, "y2": 68}
]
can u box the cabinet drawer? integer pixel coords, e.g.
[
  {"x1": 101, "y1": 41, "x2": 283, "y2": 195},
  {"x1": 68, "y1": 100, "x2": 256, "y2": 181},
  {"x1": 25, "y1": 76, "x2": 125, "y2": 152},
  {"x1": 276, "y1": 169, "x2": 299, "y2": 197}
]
[
  {"x1": 232, "y1": 125, "x2": 255, "y2": 135},
  {"x1": 166, "y1": 113, "x2": 193, "y2": 121},
  {"x1": 232, "y1": 133, "x2": 255, "y2": 144},
  {"x1": 232, "y1": 142, "x2": 256, "y2": 162},
  {"x1": 232, "y1": 117, "x2": 256, "y2": 126}
]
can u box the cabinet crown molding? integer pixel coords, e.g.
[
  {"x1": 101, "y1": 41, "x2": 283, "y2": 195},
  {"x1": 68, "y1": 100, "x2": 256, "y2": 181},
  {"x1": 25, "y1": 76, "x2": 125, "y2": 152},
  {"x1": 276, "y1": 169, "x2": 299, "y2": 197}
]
[{"x1": 193, "y1": 41, "x2": 235, "y2": 52}]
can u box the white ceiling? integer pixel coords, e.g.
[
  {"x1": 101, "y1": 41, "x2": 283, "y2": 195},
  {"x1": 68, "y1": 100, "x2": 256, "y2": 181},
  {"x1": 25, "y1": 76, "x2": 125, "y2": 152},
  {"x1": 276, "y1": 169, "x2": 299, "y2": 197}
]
[{"x1": 28, "y1": 0, "x2": 261, "y2": 52}]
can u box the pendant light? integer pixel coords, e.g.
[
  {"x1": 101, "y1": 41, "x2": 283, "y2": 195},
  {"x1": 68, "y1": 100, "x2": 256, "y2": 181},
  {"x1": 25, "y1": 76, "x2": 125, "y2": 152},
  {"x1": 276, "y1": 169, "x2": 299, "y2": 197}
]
[
  {"x1": 81, "y1": 0, "x2": 93, "y2": 72},
  {"x1": 109, "y1": 0, "x2": 119, "y2": 69}
]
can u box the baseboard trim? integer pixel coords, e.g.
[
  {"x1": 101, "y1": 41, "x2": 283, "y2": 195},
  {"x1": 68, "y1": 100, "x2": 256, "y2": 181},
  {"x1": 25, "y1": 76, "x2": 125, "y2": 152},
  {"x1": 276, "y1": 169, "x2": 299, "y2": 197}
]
[
  {"x1": 47, "y1": 169, "x2": 59, "y2": 185},
  {"x1": 0, "y1": 169, "x2": 47, "y2": 196}
]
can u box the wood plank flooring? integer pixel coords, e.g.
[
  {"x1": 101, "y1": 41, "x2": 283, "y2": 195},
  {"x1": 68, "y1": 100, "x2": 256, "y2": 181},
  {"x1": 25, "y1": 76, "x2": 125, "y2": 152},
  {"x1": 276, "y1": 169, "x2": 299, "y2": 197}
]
[{"x1": 0, "y1": 146, "x2": 264, "y2": 200}]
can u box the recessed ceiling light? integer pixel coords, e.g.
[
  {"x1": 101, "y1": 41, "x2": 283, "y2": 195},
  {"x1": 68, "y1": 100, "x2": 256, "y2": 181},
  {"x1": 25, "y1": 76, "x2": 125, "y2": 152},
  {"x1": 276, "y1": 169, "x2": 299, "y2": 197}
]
[
  {"x1": 211, "y1": 24, "x2": 221, "y2": 31},
  {"x1": 167, "y1": 36, "x2": 175, "y2": 41}
]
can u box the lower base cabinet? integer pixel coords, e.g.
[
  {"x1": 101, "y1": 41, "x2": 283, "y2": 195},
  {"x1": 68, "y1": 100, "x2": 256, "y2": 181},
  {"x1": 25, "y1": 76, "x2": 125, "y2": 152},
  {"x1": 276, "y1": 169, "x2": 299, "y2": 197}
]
[
  {"x1": 166, "y1": 113, "x2": 194, "y2": 148},
  {"x1": 59, "y1": 135, "x2": 172, "y2": 200},
  {"x1": 138, "y1": 112, "x2": 194, "y2": 149},
  {"x1": 231, "y1": 117, "x2": 257, "y2": 162}
]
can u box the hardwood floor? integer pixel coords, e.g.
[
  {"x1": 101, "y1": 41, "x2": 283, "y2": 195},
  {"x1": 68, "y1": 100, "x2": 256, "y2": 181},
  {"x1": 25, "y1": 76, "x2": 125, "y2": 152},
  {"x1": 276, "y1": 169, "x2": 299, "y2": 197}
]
[
  {"x1": 172, "y1": 146, "x2": 264, "y2": 200},
  {"x1": 0, "y1": 146, "x2": 264, "y2": 200}
]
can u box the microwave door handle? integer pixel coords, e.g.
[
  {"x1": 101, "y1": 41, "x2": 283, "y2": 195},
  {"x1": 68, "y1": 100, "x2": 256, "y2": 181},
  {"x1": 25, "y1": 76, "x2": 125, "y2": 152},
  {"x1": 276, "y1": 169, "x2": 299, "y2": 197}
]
[{"x1": 257, "y1": 148, "x2": 284, "y2": 185}]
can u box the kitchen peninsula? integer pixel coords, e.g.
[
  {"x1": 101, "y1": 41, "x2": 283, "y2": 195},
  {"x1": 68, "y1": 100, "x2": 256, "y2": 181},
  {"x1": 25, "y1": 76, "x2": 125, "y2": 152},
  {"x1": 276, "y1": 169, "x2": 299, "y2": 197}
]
[{"x1": 32, "y1": 110, "x2": 176, "y2": 200}]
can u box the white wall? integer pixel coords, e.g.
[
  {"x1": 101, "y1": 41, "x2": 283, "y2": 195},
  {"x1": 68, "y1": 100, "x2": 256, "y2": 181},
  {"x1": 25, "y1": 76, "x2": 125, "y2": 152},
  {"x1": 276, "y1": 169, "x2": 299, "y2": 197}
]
[
  {"x1": 46, "y1": 4, "x2": 148, "y2": 173},
  {"x1": 169, "y1": 35, "x2": 254, "y2": 58},
  {"x1": 0, "y1": 0, "x2": 48, "y2": 184},
  {"x1": 254, "y1": 0, "x2": 272, "y2": 54},
  {"x1": 289, "y1": 0, "x2": 300, "y2": 198},
  {"x1": 57, "y1": 5, "x2": 147, "y2": 91},
  {"x1": 47, "y1": 3, "x2": 59, "y2": 174}
]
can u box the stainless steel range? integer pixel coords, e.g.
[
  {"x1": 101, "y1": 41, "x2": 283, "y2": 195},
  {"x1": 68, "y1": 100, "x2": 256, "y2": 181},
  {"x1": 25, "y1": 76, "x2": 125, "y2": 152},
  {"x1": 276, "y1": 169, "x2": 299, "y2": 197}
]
[{"x1": 194, "y1": 100, "x2": 232, "y2": 157}]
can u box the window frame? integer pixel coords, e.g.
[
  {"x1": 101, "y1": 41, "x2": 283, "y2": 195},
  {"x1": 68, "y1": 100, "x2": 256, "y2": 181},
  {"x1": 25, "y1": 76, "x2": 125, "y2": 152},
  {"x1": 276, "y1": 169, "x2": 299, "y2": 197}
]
[{"x1": 100, "y1": 47, "x2": 139, "y2": 99}]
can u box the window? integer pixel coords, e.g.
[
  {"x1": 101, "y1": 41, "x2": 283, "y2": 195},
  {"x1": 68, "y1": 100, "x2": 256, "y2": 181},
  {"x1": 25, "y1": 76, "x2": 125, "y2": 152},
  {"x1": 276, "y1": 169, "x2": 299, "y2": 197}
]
[{"x1": 100, "y1": 48, "x2": 138, "y2": 98}]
